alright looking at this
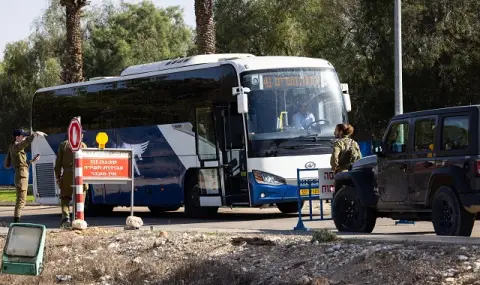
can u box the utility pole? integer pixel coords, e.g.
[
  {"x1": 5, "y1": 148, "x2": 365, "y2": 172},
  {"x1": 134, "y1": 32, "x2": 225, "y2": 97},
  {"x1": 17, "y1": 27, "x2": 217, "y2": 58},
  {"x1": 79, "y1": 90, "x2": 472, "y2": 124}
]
[{"x1": 394, "y1": 0, "x2": 403, "y2": 115}]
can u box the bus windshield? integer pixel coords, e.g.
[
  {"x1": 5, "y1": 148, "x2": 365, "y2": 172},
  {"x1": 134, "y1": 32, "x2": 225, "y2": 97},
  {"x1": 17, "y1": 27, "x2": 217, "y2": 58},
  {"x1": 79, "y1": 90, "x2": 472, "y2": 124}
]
[{"x1": 241, "y1": 68, "x2": 347, "y2": 141}]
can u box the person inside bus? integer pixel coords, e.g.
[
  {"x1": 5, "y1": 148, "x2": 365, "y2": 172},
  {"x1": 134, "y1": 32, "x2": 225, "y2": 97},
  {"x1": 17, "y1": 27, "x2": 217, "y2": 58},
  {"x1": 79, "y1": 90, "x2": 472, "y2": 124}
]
[{"x1": 293, "y1": 102, "x2": 316, "y2": 129}]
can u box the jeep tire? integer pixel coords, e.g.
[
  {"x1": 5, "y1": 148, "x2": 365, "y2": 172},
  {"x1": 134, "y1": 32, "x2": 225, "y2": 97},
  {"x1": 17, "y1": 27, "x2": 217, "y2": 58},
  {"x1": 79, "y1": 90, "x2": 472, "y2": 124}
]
[
  {"x1": 431, "y1": 186, "x2": 475, "y2": 236},
  {"x1": 333, "y1": 185, "x2": 376, "y2": 233}
]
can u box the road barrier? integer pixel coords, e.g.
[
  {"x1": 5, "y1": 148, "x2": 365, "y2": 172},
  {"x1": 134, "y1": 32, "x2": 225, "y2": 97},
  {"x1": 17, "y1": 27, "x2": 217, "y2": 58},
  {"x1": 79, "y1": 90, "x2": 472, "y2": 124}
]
[
  {"x1": 74, "y1": 151, "x2": 85, "y2": 221},
  {"x1": 293, "y1": 168, "x2": 334, "y2": 231}
]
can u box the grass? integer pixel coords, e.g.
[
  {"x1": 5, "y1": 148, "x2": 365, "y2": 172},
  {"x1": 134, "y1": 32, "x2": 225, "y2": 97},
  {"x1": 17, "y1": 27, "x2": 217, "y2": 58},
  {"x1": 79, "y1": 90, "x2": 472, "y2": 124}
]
[
  {"x1": 311, "y1": 228, "x2": 338, "y2": 243},
  {"x1": 0, "y1": 189, "x2": 34, "y2": 203}
]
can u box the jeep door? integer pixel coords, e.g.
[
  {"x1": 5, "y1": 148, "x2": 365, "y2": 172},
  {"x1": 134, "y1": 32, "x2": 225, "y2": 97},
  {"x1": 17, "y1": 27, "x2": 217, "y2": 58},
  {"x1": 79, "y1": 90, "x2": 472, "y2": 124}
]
[
  {"x1": 409, "y1": 116, "x2": 437, "y2": 203},
  {"x1": 377, "y1": 120, "x2": 410, "y2": 203}
]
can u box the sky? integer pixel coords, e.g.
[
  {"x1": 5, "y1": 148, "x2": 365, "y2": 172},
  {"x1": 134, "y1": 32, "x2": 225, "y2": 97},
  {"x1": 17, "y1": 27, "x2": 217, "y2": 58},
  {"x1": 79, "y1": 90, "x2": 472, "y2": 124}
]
[{"x1": 0, "y1": 0, "x2": 196, "y2": 61}]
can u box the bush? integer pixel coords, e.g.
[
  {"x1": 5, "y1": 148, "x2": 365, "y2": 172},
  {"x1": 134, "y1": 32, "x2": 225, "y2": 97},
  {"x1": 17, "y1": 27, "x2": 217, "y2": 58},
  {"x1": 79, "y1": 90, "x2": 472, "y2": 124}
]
[{"x1": 311, "y1": 229, "x2": 338, "y2": 243}]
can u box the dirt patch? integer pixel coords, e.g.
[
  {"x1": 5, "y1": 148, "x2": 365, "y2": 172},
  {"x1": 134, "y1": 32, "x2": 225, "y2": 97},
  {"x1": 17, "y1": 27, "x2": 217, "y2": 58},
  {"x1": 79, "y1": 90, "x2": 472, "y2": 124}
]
[{"x1": 0, "y1": 228, "x2": 477, "y2": 284}]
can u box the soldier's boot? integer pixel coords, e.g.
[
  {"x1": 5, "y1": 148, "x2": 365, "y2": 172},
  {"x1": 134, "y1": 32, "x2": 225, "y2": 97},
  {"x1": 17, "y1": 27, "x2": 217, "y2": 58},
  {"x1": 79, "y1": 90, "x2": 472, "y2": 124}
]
[
  {"x1": 60, "y1": 199, "x2": 72, "y2": 228},
  {"x1": 13, "y1": 217, "x2": 20, "y2": 223},
  {"x1": 60, "y1": 218, "x2": 71, "y2": 228}
]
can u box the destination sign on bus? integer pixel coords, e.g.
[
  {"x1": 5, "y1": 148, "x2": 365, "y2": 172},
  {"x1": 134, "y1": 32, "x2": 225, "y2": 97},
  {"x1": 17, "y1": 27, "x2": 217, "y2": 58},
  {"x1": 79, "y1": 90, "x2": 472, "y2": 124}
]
[{"x1": 262, "y1": 75, "x2": 320, "y2": 89}]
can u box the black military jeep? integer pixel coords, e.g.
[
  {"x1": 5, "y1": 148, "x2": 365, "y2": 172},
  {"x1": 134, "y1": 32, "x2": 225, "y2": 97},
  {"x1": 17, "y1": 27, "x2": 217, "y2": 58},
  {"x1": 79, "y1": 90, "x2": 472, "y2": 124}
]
[{"x1": 332, "y1": 105, "x2": 480, "y2": 236}]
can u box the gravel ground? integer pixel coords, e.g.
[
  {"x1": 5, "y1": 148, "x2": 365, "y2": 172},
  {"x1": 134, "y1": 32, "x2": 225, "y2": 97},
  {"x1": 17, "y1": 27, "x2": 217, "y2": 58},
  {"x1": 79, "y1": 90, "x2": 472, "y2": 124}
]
[{"x1": 0, "y1": 227, "x2": 478, "y2": 285}]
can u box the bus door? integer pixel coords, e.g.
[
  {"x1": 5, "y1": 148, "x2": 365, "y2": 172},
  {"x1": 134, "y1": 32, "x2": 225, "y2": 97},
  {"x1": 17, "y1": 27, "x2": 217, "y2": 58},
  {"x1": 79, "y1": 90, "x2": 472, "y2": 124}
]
[
  {"x1": 213, "y1": 103, "x2": 249, "y2": 206},
  {"x1": 194, "y1": 106, "x2": 226, "y2": 207}
]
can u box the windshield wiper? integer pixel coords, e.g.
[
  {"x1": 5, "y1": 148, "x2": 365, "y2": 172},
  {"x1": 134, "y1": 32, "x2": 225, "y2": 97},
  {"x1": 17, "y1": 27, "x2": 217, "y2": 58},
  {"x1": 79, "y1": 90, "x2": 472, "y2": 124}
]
[
  {"x1": 295, "y1": 134, "x2": 334, "y2": 143},
  {"x1": 280, "y1": 144, "x2": 329, "y2": 150}
]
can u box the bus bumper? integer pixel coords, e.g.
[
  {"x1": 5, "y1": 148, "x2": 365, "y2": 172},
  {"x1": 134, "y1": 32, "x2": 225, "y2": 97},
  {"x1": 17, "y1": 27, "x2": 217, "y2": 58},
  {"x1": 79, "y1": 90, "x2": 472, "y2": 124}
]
[{"x1": 248, "y1": 172, "x2": 314, "y2": 205}]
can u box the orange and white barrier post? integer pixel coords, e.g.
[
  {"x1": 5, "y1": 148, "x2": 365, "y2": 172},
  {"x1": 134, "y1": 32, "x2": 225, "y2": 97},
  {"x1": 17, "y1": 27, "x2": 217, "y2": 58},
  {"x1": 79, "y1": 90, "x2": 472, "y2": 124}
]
[
  {"x1": 72, "y1": 150, "x2": 87, "y2": 229},
  {"x1": 74, "y1": 150, "x2": 84, "y2": 220}
]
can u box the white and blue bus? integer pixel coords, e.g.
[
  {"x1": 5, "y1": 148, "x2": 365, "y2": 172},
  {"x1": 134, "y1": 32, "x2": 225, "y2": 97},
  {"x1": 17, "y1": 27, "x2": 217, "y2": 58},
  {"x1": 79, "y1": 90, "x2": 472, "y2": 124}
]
[{"x1": 30, "y1": 53, "x2": 352, "y2": 217}]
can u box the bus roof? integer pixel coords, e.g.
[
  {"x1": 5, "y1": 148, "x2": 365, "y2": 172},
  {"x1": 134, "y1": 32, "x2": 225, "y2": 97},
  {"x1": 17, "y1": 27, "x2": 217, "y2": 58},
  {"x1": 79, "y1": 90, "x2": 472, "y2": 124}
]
[{"x1": 35, "y1": 54, "x2": 335, "y2": 93}]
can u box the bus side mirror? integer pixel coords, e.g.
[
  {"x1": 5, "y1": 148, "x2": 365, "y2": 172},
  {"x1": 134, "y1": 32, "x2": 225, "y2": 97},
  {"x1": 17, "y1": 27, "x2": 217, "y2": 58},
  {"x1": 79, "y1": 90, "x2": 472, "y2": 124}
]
[
  {"x1": 233, "y1": 87, "x2": 250, "y2": 114},
  {"x1": 237, "y1": 93, "x2": 248, "y2": 114},
  {"x1": 341, "y1": 83, "x2": 352, "y2": 112}
]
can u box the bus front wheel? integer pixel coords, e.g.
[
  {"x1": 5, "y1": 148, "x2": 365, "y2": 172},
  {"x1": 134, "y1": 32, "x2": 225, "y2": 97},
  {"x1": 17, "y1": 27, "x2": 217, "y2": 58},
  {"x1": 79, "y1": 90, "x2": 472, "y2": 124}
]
[
  {"x1": 184, "y1": 171, "x2": 218, "y2": 218},
  {"x1": 277, "y1": 201, "x2": 304, "y2": 214}
]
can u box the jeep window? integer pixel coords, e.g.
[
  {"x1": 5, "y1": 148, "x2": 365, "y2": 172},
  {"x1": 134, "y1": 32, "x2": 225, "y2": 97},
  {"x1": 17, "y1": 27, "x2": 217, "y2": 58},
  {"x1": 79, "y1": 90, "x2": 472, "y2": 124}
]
[
  {"x1": 414, "y1": 118, "x2": 436, "y2": 152},
  {"x1": 386, "y1": 122, "x2": 409, "y2": 153},
  {"x1": 442, "y1": 116, "x2": 469, "y2": 150}
]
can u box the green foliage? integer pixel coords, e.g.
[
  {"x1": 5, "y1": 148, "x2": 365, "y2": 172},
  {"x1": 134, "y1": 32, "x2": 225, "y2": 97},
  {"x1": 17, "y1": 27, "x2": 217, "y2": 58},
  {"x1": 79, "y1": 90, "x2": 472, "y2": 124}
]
[
  {"x1": 83, "y1": 1, "x2": 193, "y2": 78},
  {"x1": 215, "y1": 0, "x2": 480, "y2": 139},
  {"x1": 0, "y1": 0, "x2": 193, "y2": 152},
  {"x1": 311, "y1": 228, "x2": 338, "y2": 243},
  {"x1": 2, "y1": 0, "x2": 480, "y2": 149}
]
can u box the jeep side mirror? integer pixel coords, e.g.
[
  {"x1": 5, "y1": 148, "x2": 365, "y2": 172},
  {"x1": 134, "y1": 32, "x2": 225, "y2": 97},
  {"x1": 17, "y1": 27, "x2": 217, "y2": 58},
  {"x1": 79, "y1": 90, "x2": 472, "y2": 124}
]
[{"x1": 373, "y1": 145, "x2": 385, "y2": 157}]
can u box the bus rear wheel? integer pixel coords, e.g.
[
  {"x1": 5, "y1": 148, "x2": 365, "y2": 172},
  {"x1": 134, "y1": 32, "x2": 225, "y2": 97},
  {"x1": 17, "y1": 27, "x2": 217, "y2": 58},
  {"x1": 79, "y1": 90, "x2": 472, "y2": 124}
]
[
  {"x1": 148, "y1": 206, "x2": 180, "y2": 215},
  {"x1": 184, "y1": 171, "x2": 218, "y2": 218},
  {"x1": 84, "y1": 190, "x2": 115, "y2": 217},
  {"x1": 277, "y1": 201, "x2": 304, "y2": 214}
]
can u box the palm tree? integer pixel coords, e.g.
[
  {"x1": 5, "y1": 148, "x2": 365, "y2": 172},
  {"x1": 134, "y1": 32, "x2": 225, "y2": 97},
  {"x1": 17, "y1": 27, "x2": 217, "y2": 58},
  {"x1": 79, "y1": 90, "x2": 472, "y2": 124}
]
[
  {"x1": 60, "y1": 0, "x2": 88, "y2": 83},
  {"x1": 195, "y1": 0, "x2": 216, "y2": 54}
]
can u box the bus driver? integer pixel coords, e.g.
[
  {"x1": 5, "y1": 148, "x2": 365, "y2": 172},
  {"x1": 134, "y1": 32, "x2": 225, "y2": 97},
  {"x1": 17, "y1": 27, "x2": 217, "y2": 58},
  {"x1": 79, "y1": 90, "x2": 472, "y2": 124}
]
[{"x1": 293, "y1": 102, "x2": 315, "y2": 129}]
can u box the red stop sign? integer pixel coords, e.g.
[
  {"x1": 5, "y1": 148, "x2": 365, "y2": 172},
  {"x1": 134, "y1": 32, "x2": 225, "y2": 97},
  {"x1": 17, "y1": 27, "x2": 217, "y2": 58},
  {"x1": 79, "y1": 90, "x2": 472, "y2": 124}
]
[{"x1": 68, "y1": 118, "x2": 82, "y2": 151}]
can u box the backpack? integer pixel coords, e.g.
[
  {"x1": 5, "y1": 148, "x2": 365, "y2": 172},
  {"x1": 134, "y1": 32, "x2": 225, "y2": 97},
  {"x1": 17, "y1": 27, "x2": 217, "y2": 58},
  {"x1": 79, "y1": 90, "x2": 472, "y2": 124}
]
[{"x1": 338, "y1": 138, "x2": 357, "y2": 169}]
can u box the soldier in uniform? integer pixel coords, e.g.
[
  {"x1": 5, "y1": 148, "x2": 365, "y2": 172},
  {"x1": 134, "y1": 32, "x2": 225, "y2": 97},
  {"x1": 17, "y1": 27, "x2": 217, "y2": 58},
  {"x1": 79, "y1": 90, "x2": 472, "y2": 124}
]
[
  {"x1": 54, "y1": 131, "x2": 88, "y2": 227},
  {"x1": 4, "y1": 129, "x2": 46, "y2": 222},
  {"x1": 330, "y1": 123, "x2": 362, "y2": 174}
]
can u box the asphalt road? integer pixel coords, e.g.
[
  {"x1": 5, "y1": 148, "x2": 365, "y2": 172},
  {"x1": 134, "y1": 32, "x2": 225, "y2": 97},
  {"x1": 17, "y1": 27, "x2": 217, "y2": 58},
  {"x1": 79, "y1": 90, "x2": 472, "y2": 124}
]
[{"x1": 3, "y1": 203, "x2": 480, "y2": 244}]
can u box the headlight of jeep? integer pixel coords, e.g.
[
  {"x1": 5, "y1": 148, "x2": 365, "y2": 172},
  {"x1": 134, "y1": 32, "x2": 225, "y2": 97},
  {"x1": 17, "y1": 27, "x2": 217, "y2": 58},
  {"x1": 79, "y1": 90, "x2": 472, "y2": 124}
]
[{"x1": 252, "y1": 170, "x2": 286, "y2": 186}]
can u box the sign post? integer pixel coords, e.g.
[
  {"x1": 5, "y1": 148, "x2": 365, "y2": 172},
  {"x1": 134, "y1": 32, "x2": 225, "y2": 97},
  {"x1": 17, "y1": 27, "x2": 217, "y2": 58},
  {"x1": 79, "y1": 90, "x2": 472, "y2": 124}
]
[
  {"x1": 72, "y1": 132, "x2": 135, "y2": 229},
  {"x1": 67, "y1": 117, "x2": 82, "y2": 228}
]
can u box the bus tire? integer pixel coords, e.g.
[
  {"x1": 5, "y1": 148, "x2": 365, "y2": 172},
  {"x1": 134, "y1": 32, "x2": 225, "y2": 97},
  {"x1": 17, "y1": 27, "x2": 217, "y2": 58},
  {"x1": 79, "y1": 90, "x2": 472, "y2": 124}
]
[
  {"x1": 184, "y1": 170, "x2": 219, "y2": 218},
  {"x1": 148, "y1": 206, "x2": 181, "y2": 215},
  {"x1": 277, "y1": 201, "x2": 304, "y2": 214},
  {"x1": 84, "y1": 190, "x2": 115, "y2": 217}
]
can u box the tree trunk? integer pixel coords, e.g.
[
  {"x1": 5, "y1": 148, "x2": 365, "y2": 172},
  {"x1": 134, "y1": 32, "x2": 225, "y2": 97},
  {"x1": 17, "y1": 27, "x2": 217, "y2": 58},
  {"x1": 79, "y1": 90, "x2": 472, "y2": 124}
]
[
  {"x1": 60, "y1": 0, "x2": 87, "y2": 83},
  {"x1": 195, "y1": 0, "x2": 216, "y2": 54}
]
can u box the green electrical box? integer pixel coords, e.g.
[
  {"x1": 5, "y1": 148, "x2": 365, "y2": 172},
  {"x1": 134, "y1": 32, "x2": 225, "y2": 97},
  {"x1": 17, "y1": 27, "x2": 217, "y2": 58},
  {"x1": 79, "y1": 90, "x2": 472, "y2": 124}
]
[{"x1": 1, "y1": 223, "x2": 46, "y2": 276}]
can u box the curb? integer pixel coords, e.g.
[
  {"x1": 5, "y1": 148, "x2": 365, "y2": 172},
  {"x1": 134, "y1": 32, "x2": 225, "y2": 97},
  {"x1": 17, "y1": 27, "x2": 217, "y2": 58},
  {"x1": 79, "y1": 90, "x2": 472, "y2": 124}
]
[{"x1": 0, "y1": 202, "x2": 40, "y2": 206}]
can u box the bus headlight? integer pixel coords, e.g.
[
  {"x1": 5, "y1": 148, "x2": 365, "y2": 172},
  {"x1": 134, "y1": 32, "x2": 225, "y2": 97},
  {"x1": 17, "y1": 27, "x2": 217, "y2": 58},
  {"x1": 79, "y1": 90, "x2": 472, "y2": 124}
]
[{"x1": 252, "y1": 170, "x2": 286, "y2": 186}]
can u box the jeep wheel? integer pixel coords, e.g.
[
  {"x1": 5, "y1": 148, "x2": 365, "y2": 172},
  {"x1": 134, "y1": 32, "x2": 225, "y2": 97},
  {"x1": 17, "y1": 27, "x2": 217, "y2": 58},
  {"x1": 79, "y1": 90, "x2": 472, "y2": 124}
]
[
  {"x1": 333, "y1": 185, "x2": 376, "y2": 233},
  {"x1": 431, "y1": 186, "x2": 475, "y2": 236}
]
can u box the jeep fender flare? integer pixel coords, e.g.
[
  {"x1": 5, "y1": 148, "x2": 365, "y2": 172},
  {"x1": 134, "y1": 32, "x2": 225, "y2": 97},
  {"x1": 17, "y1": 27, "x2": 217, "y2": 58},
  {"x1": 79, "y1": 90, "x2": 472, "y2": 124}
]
[
  {"x1": 334, "y1": 168, "x2": 377, "y2": 207},
  {"x1": 425, "y1": 166, "x2": 470, "y2": 206}
]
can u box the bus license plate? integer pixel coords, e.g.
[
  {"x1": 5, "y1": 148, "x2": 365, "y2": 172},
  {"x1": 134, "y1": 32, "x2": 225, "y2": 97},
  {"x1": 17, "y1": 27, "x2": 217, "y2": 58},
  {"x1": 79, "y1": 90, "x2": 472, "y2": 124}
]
[{"x1": 300, "y1": 188, "x2": 320, "y2": 196}]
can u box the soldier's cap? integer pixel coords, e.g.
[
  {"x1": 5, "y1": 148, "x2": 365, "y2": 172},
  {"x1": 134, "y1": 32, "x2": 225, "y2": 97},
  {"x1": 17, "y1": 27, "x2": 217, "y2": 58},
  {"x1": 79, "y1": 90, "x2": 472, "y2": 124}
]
[{"x1": 12, "y1": 129, "x2": 30, "y2": 137}]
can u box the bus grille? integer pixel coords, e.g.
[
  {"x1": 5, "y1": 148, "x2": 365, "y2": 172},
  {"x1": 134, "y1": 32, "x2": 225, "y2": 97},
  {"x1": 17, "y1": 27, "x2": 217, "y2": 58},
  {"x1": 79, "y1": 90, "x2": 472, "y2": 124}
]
[{"x1": 35, "y1": 163, "x2": 56, "y2": 197}]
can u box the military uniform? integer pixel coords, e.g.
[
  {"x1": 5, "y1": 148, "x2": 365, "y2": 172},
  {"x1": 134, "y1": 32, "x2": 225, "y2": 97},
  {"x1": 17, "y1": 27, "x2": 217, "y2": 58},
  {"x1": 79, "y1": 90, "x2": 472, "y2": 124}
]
[
  {"x1": 55, "y1": 140, "x2": 88, "y2": 223},
  {"x1": 6, "y1": 133, "x2": 35, "y2": 222},
  {"x1": 330, "y1": 136, "x2": 362, "y2": 174}
]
